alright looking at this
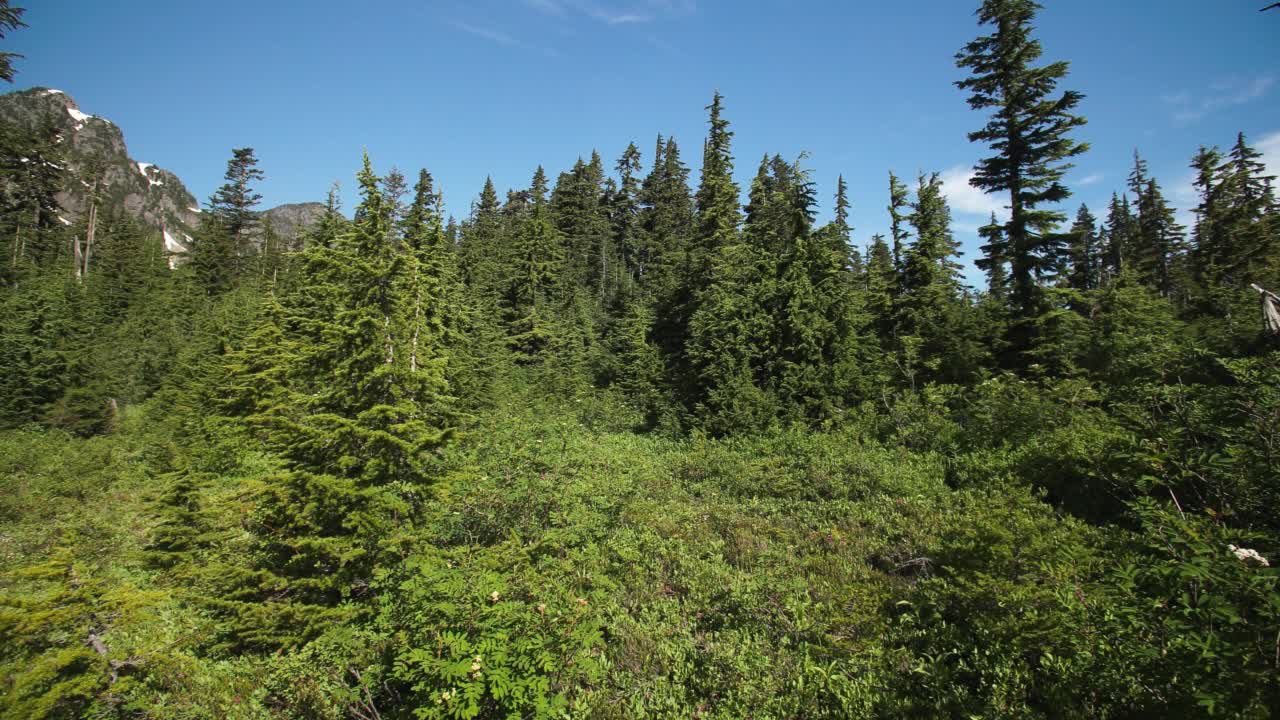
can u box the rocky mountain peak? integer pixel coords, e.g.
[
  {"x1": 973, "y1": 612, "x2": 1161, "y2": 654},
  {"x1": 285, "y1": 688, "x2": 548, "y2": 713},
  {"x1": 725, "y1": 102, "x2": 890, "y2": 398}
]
[
  {"x1": 0, "y1": 87, "x2": 323, "y2": 261},
  {"x1": 0, "y1": 87, "x2": 202, "y2": 254}
]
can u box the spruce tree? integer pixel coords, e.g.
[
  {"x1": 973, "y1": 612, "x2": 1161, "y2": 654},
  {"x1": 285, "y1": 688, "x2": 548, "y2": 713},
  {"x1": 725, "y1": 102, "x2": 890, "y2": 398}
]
[
  {"x1": 677, "y1": 94, "x2": 742, "y2": 409},
  {"x1": 1132, "y1": 178, "x2": 1185, "y2": 297},
  {"x1": 612, "y1": 142, "x2": 643, "y2": 289},
  {"x1": 192, "y1": 148, "x2": 264, "y2": 293},
  {"x1": 896, "y1": 173, "x2": 976, "y2": 382},
  {"x1": 687, "y1": 150, "x2": 776, "y2": 434},
  {"x1": 864, "y1": 234, "x2": 897, "y2": 340},
  {"x1": 774, "y1": 164, "x2": 857, "y2": 422},
  {"x1": 1189, "y1": 145, "x2": 1226, "y2": 283},
  {"x1": 887, "y1": 171, "x2": 911, "y2": 283},
  {"x1": 956, "y1": 0, "x2": 1088, "y2": 335},
  {"x1": 636, "y1": 135, "x2": 694, "y2": 299},
  {"x1": 505, "y1": 167, "x2": 564, "y2": 360},
  {"x1": 1065, "y1": 204, "x2": 1100, "y2": 291},
  {"x1": 0, "y1": 1, "x2": 26, "y2": 83},
  {"x1": 1102, "y1": 192, "x2": 1137, "y2": 280},
  {"x1": 832, "y1": 174, "x2": 862, "y2": 274},
  {"x1": 977, "y1": 212, "x2": 1010, "y2": 299},
  {"x1": 691, "y1": 92, "x2": 741, "y2": 291},
  {"x1": 1, "y1": 116, "x2": 65, "y2": 282},
  {"x1": 458, "y1": 176, "x2": 504, "y2": 302},
  {"x1": 1210, "y1": 133, "x2": 1279, "y2": 285},
  {"x1": 210, "y1": 154, "x2": 458, "y2": 650}
]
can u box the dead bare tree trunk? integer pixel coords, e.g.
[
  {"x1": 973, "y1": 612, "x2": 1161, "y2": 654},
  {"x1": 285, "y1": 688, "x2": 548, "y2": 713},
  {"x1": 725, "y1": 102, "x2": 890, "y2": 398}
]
[
  {"x1": 72, "y1": 233, "x2": 82, "y2": 281},
  {"x1": 84, "y1": 199, "x2": 97, "y2": 278},
  {"x1": 1251, "y1": 284, "x2": 1280, "y2": 335}
]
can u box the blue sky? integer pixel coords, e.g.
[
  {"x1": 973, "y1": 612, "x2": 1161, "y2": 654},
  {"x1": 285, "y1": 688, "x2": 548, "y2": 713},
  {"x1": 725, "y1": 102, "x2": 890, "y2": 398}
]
[{"x1": 8, "y1": 0, "x2": 1280, "y2": 285}]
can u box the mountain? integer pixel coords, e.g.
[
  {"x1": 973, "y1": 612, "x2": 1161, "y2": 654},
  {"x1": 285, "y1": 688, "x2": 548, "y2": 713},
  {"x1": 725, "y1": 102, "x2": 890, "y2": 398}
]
[
  {"x1": 0, "y1": 87, "x2": 200, "y2": 255},
  {"x1": 0, "y1": 87, "x2": 321, "y2": 259},
  {"x1": 261, "y1": 202, "x2": 326, "y2": 247}
]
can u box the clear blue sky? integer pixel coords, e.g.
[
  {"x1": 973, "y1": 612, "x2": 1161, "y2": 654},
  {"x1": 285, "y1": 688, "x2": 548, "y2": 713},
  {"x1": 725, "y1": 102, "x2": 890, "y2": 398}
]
[{"x1": 8, "y1": 0, "x2": 1280, "y2": 285}]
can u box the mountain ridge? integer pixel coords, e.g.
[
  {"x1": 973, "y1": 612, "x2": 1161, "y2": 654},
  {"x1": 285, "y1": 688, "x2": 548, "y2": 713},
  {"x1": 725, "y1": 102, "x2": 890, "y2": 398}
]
[{"x1": 0, "y1": 87, "x2": 323, "y2": 258}]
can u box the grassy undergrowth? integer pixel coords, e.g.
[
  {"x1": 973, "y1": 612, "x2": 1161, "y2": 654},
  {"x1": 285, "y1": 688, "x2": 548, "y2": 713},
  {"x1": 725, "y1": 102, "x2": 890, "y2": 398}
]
[{"x1": 2, "y1": 389, "x2": 1276, "y2": 718}]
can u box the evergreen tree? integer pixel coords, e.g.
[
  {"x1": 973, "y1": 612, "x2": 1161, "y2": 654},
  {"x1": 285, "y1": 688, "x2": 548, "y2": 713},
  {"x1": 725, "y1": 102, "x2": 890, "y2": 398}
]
[
  {"x1": 675, "y1": 93, "x2": 742, "y2": 409},
  {"x1": 1209, "y1": 133, "x2": 1279, "y2": 285},
  {"x1": 551, "y1": 154, "x2": 611, "y2": 303},
  {"x1": 774, "y1": 164, "x2": 858, "y2": 422},
  {"x1": 210, "y1": 154, "x2": 459, "y2": 649},
  {"x1": 976, "y1": 212, "x2": 1010, "y2": 299},
  {"x1": 192, "y1": 148, "x2": 264, "y2": 293},
  {"x1": 636, "y1": 135, "x2": 694, "y2": 300},
  {"x1": 1, "y1": 115, "x2": 65, "y2": 282},
  {"x1": 887, "y1": 171, "x2": 911, "y2": 283},
  {"x1": 864, "y1": 233, "x2": 897, "y2": 340},
  {"x1": 506, "y1": 167, "x2": 564, "y2": 360},
  {"x1": 687, "y1": 150, "x2": 776, "y2": 434},
  {"x1": 956, "y1": 0, "x2": 1088, "y2": 335},
  {"x1": 691, "y1": 92, "x2": 741, "y2": 292},
  {"x1": 381, "y1": 166, "x2": 409, "y2": 235},
  {"x1": 307, "y1": 183, "x2": 347, "y2": 250},
  {"x1": 1132, "y1": 178, "x2": 1185, "y2": 297},
  {"x1": 831, "y1": 174, "x2": 862, "y2": 274},
  {"x1": 612, "y1": 142, "x2": 643, "y2": 289},
  {"x1": 896, "y1": 173, "x2": 977, "y2": 382},
  {"x1": 1102, "y1": 192, "x2": 1137, "y2": 280},
  {"x1": 1065, "y1": 204, "x2": 1101, "y2": 291},
  {"x1": 0, "y1": 1, "x2": 26, "y2": 83},
  {"x1": 1189, "y1": 145, "x2": 1226, "y2": 283},
  {"x1": 458, "y1": 176, "x2": 504, "y2": 302}
]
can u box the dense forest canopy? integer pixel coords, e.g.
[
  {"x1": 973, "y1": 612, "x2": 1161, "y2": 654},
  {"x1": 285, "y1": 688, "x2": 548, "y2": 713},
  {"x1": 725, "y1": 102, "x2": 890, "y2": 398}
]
[{"x1": 2, "y1": 1, "x2": 1280, "y2": 717}]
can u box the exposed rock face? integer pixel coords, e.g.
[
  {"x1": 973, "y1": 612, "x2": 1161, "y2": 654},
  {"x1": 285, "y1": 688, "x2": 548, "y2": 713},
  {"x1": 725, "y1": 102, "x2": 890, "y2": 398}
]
[
  {"x1": 0, "y1": 87, "x2": 323, "y2": 259},
  {"x1": 260, "y1": 202, "x2": 326, "y2": 249},
  {"x1": 0, "y1": 87, "x2": 201, "y2": 253}
]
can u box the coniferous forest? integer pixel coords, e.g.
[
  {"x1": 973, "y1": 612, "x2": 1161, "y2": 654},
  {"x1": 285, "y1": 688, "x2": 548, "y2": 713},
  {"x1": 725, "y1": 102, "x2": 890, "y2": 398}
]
[{"x1": 3, "y1": 1, "x2": 1280, "y2": 717}]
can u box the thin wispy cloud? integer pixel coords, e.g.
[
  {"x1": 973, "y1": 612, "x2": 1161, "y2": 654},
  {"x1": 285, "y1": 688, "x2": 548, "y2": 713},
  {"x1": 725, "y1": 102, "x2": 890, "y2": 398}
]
[
  {"x1": 450, "y1": 20, "x2": 520, "y2": 47},
  {"x1": 523, "y1": 0, "x2": 565, "y2": 15},
  {"x1": 597, "y1": 11, "x2": 650, "y2": 24},
  {"x1": 940, "y1": 166, "x2": 1007, "y2": 221},
  {"x1": 1261, "y1": 130, "x2": 1280, "y2": 178},
  {"x1": 524, "y1": 0, "x2": 692, "y2": 26},
  {"x1": 1078, "y1": 172, "x2": 1104, "y2": 186},
  {"x1": 449, "y1": 18, "x2": 561, "y2": 57},
  {"x1": 1165, "y1": 75, "x2": 1274, "y2": 125}
]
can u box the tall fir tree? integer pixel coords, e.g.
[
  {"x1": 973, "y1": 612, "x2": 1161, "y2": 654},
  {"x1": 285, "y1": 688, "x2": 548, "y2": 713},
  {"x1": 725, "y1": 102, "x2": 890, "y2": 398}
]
[
  {"x1": 192, "y1": 148, "x2": 264, "y2": 293},
  {"x1": 612, "y1": 142, "x2": 644, "y2": 291},
  {"x1": 1065, "y1": 204, "x2": 1101, "y2": 291},
  {"x1": 896, "y1": 173, "x2": 977, "y2": 382},
  {"x1": 887, "y1": 171, "x2": 911, "y2": 285},
  {"x1": 0, "y1": 0, "x2": 26, "y2": 83},
  {"x1": 1189, "y1": 145, "x2": 1226, "y2": 284},
  {"x1": 208, "y1": 154, "x2": 459, "y2": 650},
  {"x1": 831, "y1": 174, "x2": 862, "y2": 274},
  {"x1": 956, "y1": 0, "x2": 1088, "y2": 347},
  {"x1": 505, "y1": 167, "x2": 564, "y2": 360},
  {"x1": 1133, "y1": 178, "x2": 1186, "y2": 297},
  {"x1": 864, "y1": 234, "x2": 897, "y2": 340},
  {"x1": 1102, "y1": 192, "x2": 1137, "y2": 280},
  {"x1": 691, "y1": 92, "x2": 741, "y2": 292},
  {"x1": 976, "y1": 212, "x2": 1010, "y2": 299}
]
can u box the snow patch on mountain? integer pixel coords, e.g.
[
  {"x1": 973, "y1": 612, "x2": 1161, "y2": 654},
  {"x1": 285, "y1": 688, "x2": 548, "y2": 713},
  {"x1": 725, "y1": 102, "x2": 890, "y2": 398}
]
[
  {"x1": 163, "y1": 229, "x2": 187, "y2": 254},
  {"x1": 136, "y1": 162, "x2": 164, "y2": 188},
  {"x1": 66, "y1": 106, "x2": 92, "y2": 129}
]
